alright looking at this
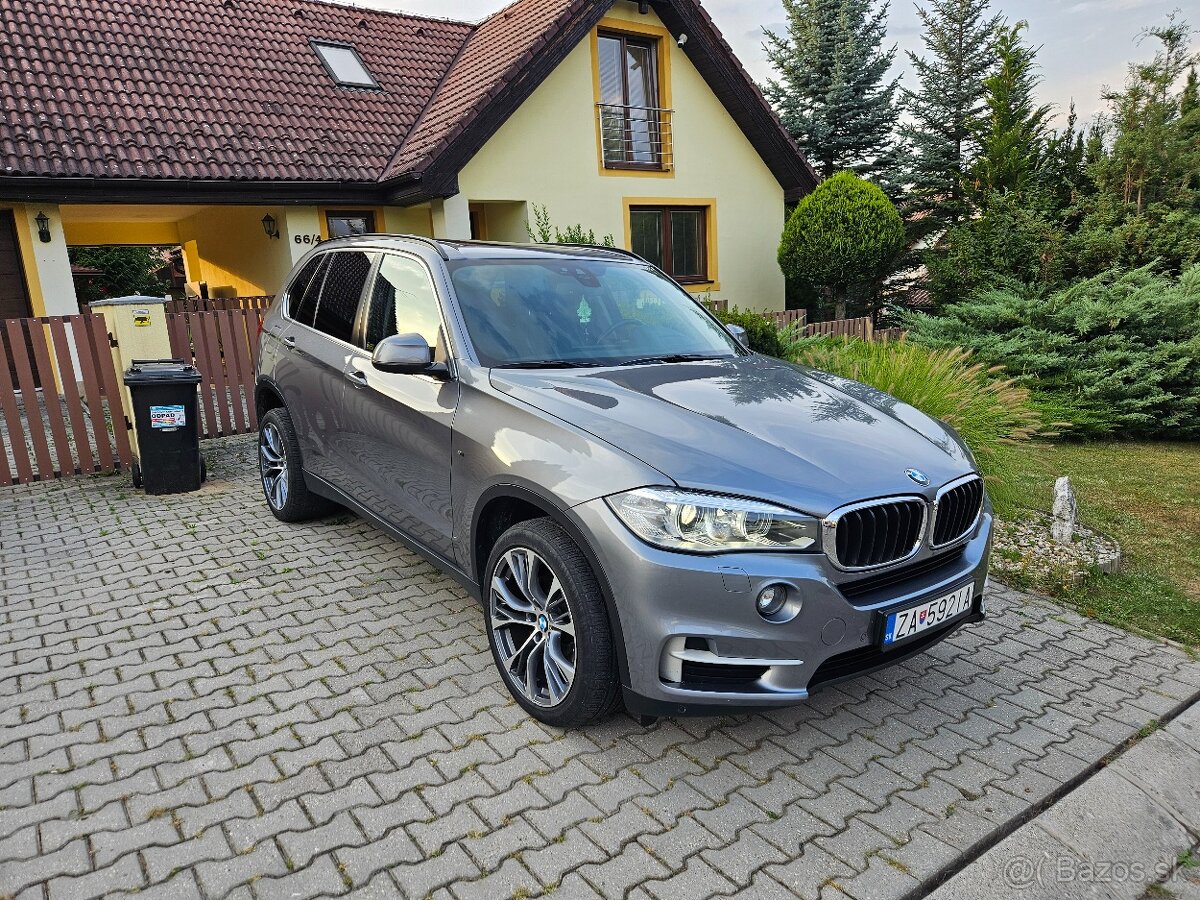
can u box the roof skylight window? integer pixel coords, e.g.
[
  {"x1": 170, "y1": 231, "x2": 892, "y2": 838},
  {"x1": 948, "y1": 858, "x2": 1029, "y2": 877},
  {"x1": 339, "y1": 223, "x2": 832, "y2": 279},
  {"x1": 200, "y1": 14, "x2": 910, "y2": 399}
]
[{"x1": 312, "y1": 41, "x2": 379, "y2": 89}]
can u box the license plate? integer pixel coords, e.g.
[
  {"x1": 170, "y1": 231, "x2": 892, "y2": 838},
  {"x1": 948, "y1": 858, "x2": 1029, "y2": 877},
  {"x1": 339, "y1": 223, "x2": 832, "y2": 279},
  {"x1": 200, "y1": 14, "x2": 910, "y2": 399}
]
[{"x1": 882, "y1": 583, "x2": 974, "y2": 646}]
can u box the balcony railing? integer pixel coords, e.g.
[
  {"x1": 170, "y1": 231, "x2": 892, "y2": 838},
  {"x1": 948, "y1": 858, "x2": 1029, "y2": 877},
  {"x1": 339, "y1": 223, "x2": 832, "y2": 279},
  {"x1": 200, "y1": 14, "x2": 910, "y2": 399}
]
[{"x1": 598, "y1": 103, "x2": 674, "y2": 171}]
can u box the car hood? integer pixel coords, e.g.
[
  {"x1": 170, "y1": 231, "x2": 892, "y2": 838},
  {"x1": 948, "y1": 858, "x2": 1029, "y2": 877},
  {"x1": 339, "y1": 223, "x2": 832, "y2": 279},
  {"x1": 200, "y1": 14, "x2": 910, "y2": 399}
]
[{"x1": 490, "y1": 354, "x2": 977, "y2": 516}]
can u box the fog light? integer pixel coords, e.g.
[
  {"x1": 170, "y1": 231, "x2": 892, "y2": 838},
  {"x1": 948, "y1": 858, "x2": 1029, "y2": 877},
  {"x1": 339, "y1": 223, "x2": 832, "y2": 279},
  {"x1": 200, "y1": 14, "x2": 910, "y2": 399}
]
[{"x1": 756, "y1": 584, "x2": 787, "y2": 618}]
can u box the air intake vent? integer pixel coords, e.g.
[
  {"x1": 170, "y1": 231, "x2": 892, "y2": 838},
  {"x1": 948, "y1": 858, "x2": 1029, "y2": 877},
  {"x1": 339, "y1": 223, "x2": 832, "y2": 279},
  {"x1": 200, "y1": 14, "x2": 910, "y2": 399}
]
[
  {"x1": 932, "y1": 477, "x2": 985, "y2": 547},
  {"x1": 829, "y1": 498, "x2": 925, "y2": 570}
]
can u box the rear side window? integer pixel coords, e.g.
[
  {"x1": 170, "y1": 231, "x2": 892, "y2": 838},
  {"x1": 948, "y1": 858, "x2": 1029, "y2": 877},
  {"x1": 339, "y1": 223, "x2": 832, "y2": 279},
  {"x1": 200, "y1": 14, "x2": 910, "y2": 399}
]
[
  {"x1": 289, "y1": 255, "x2": 327, "y2": 327},
  {"x1": 314, "y1": 251, "x2": 374, "y2": 343},
  {"x1": 363, "y1": 254, "x2": 443, "y2": 352}
]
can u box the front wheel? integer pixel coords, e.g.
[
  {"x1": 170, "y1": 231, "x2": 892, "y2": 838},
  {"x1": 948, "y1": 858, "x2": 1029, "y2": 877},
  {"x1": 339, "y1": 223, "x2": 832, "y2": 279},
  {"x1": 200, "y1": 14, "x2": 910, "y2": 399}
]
[{"x1": 484, "y1": 518, "x2": 620, "y2": 727}]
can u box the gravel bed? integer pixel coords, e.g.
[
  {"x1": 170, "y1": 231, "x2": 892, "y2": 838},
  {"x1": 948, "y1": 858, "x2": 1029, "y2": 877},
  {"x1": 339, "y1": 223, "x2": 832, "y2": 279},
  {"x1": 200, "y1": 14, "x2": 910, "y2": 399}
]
[{"x1": 991, "y1": 511, "x2": 1122, "y2": 592}]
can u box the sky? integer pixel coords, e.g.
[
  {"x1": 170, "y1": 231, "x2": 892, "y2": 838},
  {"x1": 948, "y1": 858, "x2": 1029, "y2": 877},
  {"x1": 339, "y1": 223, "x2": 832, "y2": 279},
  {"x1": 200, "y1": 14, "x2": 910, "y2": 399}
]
[{"x1": 348, "y1": 0, "x2": 1197, "y2": 125}]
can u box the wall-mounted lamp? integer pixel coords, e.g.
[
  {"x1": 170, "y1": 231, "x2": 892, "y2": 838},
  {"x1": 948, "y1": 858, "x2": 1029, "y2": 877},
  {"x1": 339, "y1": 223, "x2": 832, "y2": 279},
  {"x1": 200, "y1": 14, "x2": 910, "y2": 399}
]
[
  {"x1": 261, "y1": 213, "x2": 280, "y2": 239},
  {"x1": 35, "y1": 210, "x2": 51, "y2": 243}
]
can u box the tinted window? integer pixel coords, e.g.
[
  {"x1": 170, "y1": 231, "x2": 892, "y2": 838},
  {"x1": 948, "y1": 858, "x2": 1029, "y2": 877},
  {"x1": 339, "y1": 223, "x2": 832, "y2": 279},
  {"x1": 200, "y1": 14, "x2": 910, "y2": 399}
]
[
  {"x1": 314, "y1": 251, "x2": 374, "y2": 343},
  {"x1": 363, "y1": 254, "x2": 443, "y2": 352},
  {"x1": 290, "y1": 255, "x2": 327, "y2": 327},
  {"x1": 448, "y1": 259, "x2": 739, "y2": 368}
]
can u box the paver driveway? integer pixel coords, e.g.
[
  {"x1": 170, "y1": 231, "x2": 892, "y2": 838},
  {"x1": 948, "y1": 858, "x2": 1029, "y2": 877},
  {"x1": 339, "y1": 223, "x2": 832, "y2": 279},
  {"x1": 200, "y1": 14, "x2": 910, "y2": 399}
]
[{"x1": 2, "y1": 437, "x2": 1198, "y2": 900}]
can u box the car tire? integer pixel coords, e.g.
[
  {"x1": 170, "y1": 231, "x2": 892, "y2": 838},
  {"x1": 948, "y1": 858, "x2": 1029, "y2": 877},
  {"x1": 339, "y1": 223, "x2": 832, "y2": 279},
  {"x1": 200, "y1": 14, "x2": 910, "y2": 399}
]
[
  {"x1": 484, "y1": 518, "x2": 621, "y2": 727},
  {"x1": 258, "y1": 407, "x2": 336, "y2": 522}
]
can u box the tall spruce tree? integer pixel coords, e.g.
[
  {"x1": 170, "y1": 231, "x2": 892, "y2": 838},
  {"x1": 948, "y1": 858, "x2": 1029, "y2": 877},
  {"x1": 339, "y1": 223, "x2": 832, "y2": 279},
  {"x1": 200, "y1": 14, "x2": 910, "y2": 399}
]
[
  {"x1": 899, "y1": 0, "x2": 1000, "y2": 231},
  {"x1": 764, "y1": 0, "x2": 900, "y2": 181},
  {"x1": 971, "y1": 21, "x2": 1053, "y2": 197}
]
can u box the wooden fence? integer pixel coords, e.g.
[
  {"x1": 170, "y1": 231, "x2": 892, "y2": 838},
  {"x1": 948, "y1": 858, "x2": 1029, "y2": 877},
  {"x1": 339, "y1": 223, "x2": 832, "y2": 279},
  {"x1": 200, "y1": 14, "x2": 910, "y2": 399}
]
[
  {"x1": 0, "y1": 314, "x2": 132, "y2": 485},
  {"x1": 166, "y1": 295, "x2": 274, "y2": 315},
  {"x1": 803, "y1": 316, "x2": 874, "y2": 340},
  {"x1": 166, "y1": 308, "x2": 263, "y2": 439},
  {"x1": 702, "y1": 299, "x2": 899, "y2": 342}
]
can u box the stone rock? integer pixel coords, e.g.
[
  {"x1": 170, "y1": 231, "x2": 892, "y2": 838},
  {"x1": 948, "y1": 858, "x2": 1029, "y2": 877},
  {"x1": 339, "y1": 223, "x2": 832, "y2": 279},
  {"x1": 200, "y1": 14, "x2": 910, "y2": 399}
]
[{"x1": 1051, "y1": 476, "x2": 1077, "y2": 545}]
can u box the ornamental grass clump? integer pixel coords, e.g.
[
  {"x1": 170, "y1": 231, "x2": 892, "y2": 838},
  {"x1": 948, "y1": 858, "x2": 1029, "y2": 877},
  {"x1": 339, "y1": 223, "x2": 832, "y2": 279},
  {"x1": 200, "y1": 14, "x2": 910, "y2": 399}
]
[{"x1": 789, "y1": 336, "x2": 1052, "y2": 516}]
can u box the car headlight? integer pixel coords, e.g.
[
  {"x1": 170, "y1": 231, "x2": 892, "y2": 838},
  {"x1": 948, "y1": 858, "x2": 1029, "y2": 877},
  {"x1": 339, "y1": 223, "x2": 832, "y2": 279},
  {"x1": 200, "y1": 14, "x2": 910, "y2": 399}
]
[{"x1": 606, "y1": 487, "x2": 822, "y2": 553}]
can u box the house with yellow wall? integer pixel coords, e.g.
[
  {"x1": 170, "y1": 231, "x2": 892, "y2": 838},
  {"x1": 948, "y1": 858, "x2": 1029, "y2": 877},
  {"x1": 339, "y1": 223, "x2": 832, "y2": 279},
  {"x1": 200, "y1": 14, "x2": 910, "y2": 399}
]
[{"x1": 0, "y1": 0, "x2": 816, "y2": 322}]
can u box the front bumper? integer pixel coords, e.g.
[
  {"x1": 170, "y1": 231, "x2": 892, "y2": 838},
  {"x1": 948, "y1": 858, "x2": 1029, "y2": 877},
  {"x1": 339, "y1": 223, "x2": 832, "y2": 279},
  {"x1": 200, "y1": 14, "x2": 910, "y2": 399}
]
[{"x1": 569, "y1": 497, "x2": 993, "y2": 716}]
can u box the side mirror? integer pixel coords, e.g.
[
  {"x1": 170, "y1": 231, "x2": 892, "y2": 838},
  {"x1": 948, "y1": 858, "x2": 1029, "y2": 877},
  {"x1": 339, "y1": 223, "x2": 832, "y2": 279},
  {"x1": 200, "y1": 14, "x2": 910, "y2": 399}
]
[
  {"x1": 726, "y1": 323, "x2": 749, "y2": 347},
  {"x1": 372, "y1": 333, "x2": 436, "y2": 374}
]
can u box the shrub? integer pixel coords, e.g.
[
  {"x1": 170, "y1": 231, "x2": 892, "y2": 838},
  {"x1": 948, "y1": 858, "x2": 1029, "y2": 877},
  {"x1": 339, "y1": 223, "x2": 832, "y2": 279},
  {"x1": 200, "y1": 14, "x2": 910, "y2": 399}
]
[
  {"x1": 901, "y1": 264, "x2": 1200, "y2": 437},
  {"x1": 790, "y1": 336, "x2": 1050, "y2": 516},
  {"x1": 711, "y1": 306, "x2": 785, "y2": 357},
  {"x1": 926, "y1": 193, "x2": 1066, "y2": 305},
  {"x1": 778, "y1": 171, "x2": 904, "y2": 319},
  {"x1": 527, "y1": 203, "x2": 615, "y2": 247}
]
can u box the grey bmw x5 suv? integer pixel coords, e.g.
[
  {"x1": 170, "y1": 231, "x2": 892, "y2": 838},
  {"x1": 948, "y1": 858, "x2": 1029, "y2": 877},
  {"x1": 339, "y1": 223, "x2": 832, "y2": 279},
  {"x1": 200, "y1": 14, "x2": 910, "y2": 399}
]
[{"x1": 255, "y1": 235, "x2": 992, "y2": 726}]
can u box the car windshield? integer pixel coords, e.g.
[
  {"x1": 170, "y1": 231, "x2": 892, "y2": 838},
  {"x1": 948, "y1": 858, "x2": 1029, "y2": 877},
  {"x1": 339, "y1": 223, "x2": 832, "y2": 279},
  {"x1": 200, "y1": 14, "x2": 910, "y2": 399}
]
[{"x1": 447, "y1": 258, "x2": 743, "y2": 368}]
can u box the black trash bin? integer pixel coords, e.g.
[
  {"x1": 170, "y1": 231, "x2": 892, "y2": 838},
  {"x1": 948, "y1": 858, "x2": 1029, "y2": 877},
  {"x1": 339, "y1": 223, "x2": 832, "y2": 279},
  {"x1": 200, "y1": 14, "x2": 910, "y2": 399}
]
[{"x1": 123, "y1": 359, "x2": 206, "y2": 495}]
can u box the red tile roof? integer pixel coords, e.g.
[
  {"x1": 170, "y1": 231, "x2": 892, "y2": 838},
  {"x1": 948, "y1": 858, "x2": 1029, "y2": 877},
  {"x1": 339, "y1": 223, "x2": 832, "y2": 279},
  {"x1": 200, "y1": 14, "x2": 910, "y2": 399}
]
[
  {"x1": 382, "y1": 0, "x2": 590, "y2": 183},
  {"x1": 0, "y1": 0, "x2": 816, "y2": 201},
  {"x1": 0, "y1": 0, "x2": 471, "y2": 183}
]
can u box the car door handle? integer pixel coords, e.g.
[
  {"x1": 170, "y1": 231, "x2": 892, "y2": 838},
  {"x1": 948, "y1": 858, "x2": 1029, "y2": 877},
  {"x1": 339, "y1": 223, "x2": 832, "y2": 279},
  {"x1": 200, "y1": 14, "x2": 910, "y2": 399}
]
[
  {"x1": 346, "y1": 369, "x2": 369, "y2": 389},
  {"x1": 281, "y1": 335, "x2": 296, "y2": 350}
]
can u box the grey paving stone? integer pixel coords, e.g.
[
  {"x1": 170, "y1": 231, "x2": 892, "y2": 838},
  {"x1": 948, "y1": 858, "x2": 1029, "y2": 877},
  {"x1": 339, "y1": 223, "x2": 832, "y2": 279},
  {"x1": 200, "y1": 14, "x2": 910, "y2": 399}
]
[
  {"x1": 253, "y1": 853, "x2": 349, "y2": 900},
  {"x1": 0, "y1": 839, "x2": 91, "y2": 896},
  {"x1": 142, "y1": 828, "x2": 233, "y2": 884},
  {"x1": 4, "y1": 438, "x2": 1199, "y2": 900},
  {"x1": 194, "y1": 840, "x2": 290, "y2": 897},
  {"x1": 46, "y1": 852, "x2": 145, "y2": 900}
]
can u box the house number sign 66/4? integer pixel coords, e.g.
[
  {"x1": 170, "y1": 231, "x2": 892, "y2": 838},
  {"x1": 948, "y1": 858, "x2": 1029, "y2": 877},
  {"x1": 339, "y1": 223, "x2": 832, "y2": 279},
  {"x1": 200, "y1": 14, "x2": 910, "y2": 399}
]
[{"x1": 294, "y1": 234, "x2": 323, "y2": 245}]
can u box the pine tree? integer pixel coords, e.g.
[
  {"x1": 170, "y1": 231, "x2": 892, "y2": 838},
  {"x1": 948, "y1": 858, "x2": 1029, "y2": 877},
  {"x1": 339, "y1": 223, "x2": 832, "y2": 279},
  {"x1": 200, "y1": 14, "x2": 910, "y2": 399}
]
[
  {"x1": 898, "y1": 0, "x2": 1000, "y2": 231},
  {"x1": 764, "y1": 0, "x2": 900, "y2": 181},
  {"x1": 1091, "y1": 14, "x2": 1199, "y2": 213},
  {"x1": 971, "y1": 21, "x2": 1053, "y2": 197}
]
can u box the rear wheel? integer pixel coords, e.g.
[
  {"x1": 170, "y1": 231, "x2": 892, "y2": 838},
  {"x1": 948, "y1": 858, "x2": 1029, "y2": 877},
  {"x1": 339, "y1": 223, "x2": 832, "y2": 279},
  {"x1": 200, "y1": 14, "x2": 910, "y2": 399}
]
[
  {"x1": 484, "y1": 518, "x2": 620, "y2": 727},
  {"x1": 258, "y1": 408, "x2": 335, "y2": 522}
]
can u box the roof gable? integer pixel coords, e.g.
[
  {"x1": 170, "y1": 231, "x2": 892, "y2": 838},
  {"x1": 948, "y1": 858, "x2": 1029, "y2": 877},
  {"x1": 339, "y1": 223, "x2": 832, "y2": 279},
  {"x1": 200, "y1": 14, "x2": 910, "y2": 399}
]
[
  {"x1": 386, "y1": 0, "x2": 817, "y2": 201},
  {"x1": 381, "y1": 0, "x2": 598, "y2": 191}
]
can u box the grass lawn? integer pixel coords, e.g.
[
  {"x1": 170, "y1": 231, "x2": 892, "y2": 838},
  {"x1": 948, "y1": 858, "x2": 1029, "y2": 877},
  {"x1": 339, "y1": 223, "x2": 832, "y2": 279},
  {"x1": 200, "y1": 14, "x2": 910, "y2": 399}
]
[{"x1": 1003, "y1": 441, "x2": 1200, "y2": 648}]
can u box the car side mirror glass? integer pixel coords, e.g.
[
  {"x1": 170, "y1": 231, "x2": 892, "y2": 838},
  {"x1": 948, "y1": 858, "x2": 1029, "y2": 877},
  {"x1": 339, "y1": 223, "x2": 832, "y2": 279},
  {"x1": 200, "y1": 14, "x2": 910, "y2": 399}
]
[
  {"x1": 371, "y1": 333, "x2": 435, "y2": 374},
  {"x1": 725, "y1": 323, "x2": 748, "y2": 347}
]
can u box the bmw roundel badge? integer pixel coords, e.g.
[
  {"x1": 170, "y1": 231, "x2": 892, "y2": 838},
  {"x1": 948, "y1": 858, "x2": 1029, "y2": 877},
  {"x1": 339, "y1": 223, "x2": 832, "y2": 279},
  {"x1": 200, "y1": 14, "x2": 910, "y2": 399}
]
[{"x1": 905, "y1": 468, "x2": 931, "y2": 486}]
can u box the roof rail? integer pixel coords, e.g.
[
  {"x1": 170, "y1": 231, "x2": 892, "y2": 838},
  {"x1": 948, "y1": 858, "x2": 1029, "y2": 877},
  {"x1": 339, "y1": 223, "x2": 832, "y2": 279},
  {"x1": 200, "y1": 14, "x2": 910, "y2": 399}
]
[
  {"x1": 361, "y1": 233, "x2": 453, "y2": 261},
  {"x1": 543, "y1": 242, "x2": 645, "y2": 262}
]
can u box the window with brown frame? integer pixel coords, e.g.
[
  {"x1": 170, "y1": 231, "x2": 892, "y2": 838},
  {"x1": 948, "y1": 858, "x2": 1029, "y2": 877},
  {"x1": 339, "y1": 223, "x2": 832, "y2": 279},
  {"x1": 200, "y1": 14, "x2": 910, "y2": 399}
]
[
  {"x1": 597, "y1": 32, "x2": 663, "y2": 168},
  {"x1": 325, "y1": 210, "x2": 376, "y2": 238},
  {"x1": 630, "y1": 206, "x2": 708, "y2": 283}
]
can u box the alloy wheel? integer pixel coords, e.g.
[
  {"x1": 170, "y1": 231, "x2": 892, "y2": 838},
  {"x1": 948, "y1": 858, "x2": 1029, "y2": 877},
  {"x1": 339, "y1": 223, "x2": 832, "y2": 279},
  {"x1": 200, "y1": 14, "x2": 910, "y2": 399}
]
[
  {"x1": 490, "y1": 547, "x2": 577, "y2": 707},
  {"x1": 259, "y1": 423, "x2": 288, "y2": 510}
]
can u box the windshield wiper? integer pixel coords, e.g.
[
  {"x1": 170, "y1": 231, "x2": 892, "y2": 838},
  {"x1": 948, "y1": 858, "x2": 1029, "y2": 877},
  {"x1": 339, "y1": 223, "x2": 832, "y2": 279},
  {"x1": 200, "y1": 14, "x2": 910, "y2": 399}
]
[
  {"x1": 618, "y1": 353, "x2": 732, "y2": 367},
  {"x1": 495, "y1": 360, "x2": 604, "y2": 369}
]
